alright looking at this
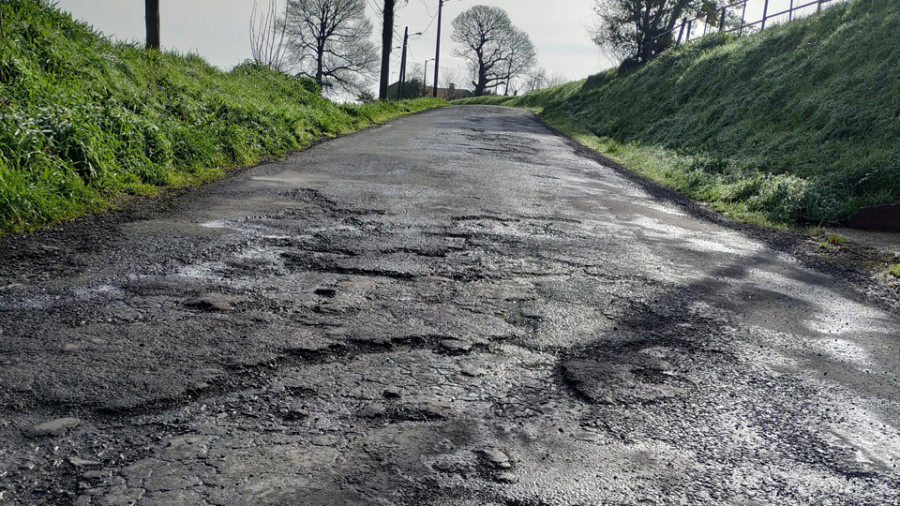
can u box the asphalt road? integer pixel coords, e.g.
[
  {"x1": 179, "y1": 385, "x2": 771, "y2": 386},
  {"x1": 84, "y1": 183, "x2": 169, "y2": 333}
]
[{"x1": 1, "y1": 105, "x2": 898, "y2": 505}]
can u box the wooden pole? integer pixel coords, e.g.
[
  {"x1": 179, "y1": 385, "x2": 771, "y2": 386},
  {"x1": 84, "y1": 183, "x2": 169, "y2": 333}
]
[
  {"x1": 432, "y1": 0, "x2": 446, "y2": 98},
  {"x1": 379, "y1": 0, "x2": 395, "y2": 100},
  {"x1": 398, "y1": 27, "x2": 409, "y2": 99},
  {"x1": 145, "y1": 0, "x2": 160, "y2": 50}
]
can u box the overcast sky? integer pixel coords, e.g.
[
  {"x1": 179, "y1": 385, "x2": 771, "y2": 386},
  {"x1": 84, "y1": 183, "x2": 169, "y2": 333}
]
[{"x1": 55, "y1": 0, "x2": 795, "y2": 93}]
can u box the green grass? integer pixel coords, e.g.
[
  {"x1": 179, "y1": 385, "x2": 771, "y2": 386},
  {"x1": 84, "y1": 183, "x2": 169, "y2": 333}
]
[
  {"x1": 0, "y1": 0, "x2": 444, "y2": 235},
  {"x1": 889, "y1": 263, "x2": 900, "y2": 278},
  {"x1": 458, "y1": 0, "x2": 899, "y2": 227}
]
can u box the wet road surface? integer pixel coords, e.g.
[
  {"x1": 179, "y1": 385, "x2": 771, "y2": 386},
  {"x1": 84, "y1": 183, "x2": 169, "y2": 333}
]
[{"x1": 1, "y1": 106, "x2": 899, "y2": 504}]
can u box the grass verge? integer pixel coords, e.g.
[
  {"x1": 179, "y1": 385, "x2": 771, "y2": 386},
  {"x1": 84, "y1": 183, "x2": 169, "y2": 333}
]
[
  {"x1": 458, "y1": 0, "x2": 899, "y2": 229},
  {"x1": 0, "y1": 0, "x2": 444, "y2": 235}
]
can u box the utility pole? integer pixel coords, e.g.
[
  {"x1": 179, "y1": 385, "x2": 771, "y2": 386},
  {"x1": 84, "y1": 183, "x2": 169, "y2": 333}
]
[
  {"x1": 423, "y1": 58, "x2": 435, "y2": 96},
  {"x1": 379, "y1": 0, "x2": 396, "y2": 100},
  {"x1": 432, "y1": 0, "x2": 449, "y2": 98},
  {"x1": 145, "y1": 0, "x2": 160, "y2": 50},
  {"x1": 398, "y1": 27, "x2": 409, "y2": 99}
]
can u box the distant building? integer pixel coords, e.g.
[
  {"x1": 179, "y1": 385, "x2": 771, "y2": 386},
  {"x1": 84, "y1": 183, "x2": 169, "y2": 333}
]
[
  {"x1": 424, "y1": 85, "x2": 473, "y2": 101},
  {"x1": 385, "y1": 81, "x2": 474, "y2": 101}
]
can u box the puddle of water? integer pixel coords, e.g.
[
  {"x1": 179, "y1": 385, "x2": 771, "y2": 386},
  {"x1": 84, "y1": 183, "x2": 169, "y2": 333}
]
[
  {"x1": 73, "y1": 284, "x2": 126, "y2": 301},
  {"x1": 822, "y1": 408, "x2": 900, "y2": 472},
  {"x1": 175, "y1": 262, "x2": 227, "y2": 281},
  {"x1": 200, "y1": 220, "x2": 234, "y2": 230},
  {"x1": 810, "y1": 338, "x2": 872, "y2": 366}
]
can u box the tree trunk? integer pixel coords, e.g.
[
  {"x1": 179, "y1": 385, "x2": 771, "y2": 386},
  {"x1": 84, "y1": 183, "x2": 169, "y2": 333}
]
[
  {"x1": 145, "y1": 0, "x2": 160, "y2": 50},
  {"x1": 379, "y1": 0, "x2": 395, "y2": 100},
  {"x1": 316, "y1": 42, "x2": 325, "y2": 85}
]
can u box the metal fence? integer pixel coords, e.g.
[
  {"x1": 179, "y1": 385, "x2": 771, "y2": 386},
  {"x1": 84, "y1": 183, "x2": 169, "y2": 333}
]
[{"x1": 674, "y1": 0, "x2": 847, "y2": 45}]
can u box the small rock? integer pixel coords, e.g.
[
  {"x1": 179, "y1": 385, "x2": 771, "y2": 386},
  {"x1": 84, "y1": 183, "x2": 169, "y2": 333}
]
[
  {"x1": 69, "y1": 457, "x2": 102, "y2": 468},
  {"x1": 480, "y1": 448, "x2": 511, "y2": 469},
  {"x1": 496, "y1": 472, "x2": 518, "y2": 483},
  {"x1": 440, "y1": 339, "x2": 473, "y2": 353},
  {"x1": 282, "y1": 407, "x2": 309, "y2": 421},
  {"x1": 19, "y1": 461, "x2": 36, "y2": 471},
  {"x1": 25, "y1": 417, "x2": 80, "y2": 438},
  {"x1": 574, "y1": 431, "x2": 601, "y2": 442},
  {"x1": 358, "y1": 403, "x2": 386, "y2": 418},
  {"x1": 460, "y1": 365, "x2": 486, "y2": 377},
  {"x1": 422, "y1": 401, "x2": 455, "y2": 419}
]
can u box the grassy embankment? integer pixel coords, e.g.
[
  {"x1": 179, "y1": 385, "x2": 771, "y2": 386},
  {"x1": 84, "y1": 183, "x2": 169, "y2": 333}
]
[
  {"x1": 0, "y1": 1, "x2": 444, "y2": 235},
  {"x1": 459, "y1": 0, "x2": 899, "y2": 229}
]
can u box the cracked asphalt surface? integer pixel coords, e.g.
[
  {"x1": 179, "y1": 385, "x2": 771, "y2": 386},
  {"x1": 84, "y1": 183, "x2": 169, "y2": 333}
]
[{"x1": 1, "y1": 105, "x2": 899, "y2": 505}]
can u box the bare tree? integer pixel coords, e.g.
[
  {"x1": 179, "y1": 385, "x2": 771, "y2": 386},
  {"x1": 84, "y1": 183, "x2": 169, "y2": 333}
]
[
  {"x1": 440, "y1": 69, "x2": 460, "y2": 90},
  {"x1": 523, "y1": 67, "x2": 569, "y2": 93},
  {"x1": 501, "y1": 28, "x2": 535, "y2": 95},
  {"x1": 591, "y1": 0, "x2": 726, "y2": 69},
  {"x1": 284, "y1": 0, "x2": 378, "y2": 95},
  {"x1": 145, "y1": 0, "x2": 159, "y2": 50},
  {"x1": 451, "y1": 6, "x2": 536, "y2": 96},
  {"x1": 250, "y1": 0, "x2": 288, "y2": 71},
  {"x1": 546, "y1": 71, "x2": 567, "y2": 88},
  {"x1": 523, "y1": 67, "x2": 547, "y2": 93}
]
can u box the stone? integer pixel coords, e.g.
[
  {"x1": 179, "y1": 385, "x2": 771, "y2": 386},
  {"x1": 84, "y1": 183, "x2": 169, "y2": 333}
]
[
  {"x1": 440, "y1": 339, "x2": 473, "y2": 353},
  {"x1": 496, "y1": 472, "x2": 518, "y2": 483},
  {"x1": 460, "y1": 365, "x2": 486, "y2": 377},
  {"x1": 25, "y1": 417, "x2": 80, "y2": 438},
  {"x1": 480, "y1": 448, "x2": 511, "y2": 469},
  {"x1": 69, "y1": 457, "x2": 102, "y2": 468},
  {"x1": 358, "y1": 403, "x2": 386, "y2": 418},
  {"x1": 422, "y1": 401, "x2": 455, "y2": 419},
  {"x1": 160, "y1": 435, "x2": 211, "y2": 460},
  {"x1": 122, "y1": 459, "x2": 163, "y2": 480}
]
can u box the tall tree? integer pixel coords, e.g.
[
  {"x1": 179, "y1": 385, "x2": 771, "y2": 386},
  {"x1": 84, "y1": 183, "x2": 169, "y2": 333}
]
[
  {"x1": 451, "y1": 6, "x2": 535, "y2": 96},
  {"x1": 284, "y1": 0, "x2": 379, "y2": 95},
  {"x1": 591, "y1": 0, "x2": 724, "y2": 68},
  {"x1": 145, "y1": 0, "x2": 160, "y2": 50}
]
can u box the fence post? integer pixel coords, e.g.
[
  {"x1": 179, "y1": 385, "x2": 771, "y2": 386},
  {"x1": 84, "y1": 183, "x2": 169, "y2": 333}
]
[
  {"x1": 789, "y1": 0, "x2": 794, "y2": 21},
  {"x1": 676, "y1": 19, "x2": 686, "y2": 45},
  {"x1": 761, "y1": 0, "x2": 770, "y2": 30},
  {"x1": 817, "y1": 0, "x2": 823, "y2": 13},
  {"x1": 686, "y1": 20, "x2": 692, "y2": 41},
  {"x1": 719, "y1": 7, "x2": 726, "y2": 31},
  {"x1": 740, "y1": 0, "x2": 747, "y2": 35}
]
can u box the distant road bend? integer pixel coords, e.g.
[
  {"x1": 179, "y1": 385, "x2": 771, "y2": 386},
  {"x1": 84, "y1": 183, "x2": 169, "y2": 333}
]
[{"x1": 0, "y1": 106, "x2": 898, "y2": 505}]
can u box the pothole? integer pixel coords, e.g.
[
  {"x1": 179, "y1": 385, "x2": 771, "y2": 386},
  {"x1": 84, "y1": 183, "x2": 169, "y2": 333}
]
[{"x1": 561, "y1": 344, "x2": 697, "y2": 405}]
